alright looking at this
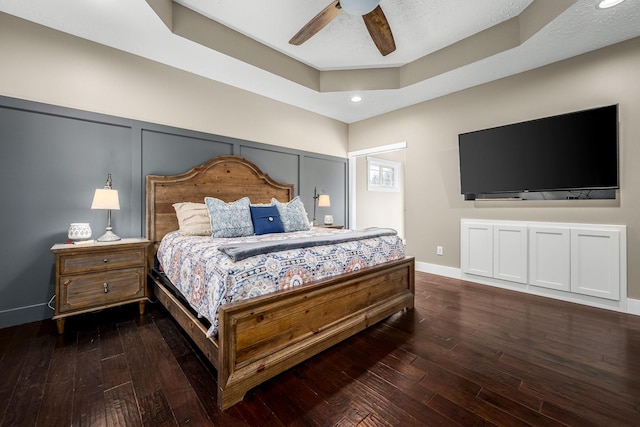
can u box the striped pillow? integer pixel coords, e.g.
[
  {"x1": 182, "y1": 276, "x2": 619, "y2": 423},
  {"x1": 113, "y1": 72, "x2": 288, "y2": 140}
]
[{"x1": 173, "y1": 202, "x2": 211, "y2": 236}]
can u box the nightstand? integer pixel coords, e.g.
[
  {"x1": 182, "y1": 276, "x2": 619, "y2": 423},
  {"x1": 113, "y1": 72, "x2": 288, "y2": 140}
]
[
  {"x1": 316, "y1": 224, "x2": 344, "y2": 229},
  {"x1": 50, "y1": 238, "x2": 151, "y2": 334}
]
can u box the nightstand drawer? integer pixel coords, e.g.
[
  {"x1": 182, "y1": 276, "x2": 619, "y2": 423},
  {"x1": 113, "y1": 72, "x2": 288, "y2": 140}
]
[
  {"x1": 58, "y1": 268, "x2": 145, "y2": 313},
  {"x1": 60, "y1": 248, "x2": 145, "y2": 274}
]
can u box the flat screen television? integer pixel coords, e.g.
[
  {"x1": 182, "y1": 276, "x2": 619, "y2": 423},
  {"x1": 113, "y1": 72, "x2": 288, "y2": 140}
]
[{"x1": 458, "y1": 105, "x2": 619, "y2": 200}]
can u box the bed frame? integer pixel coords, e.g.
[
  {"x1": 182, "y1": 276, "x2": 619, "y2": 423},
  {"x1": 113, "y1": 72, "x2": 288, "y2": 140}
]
[{"x1": 146, "y1": 155, "x2": 415, "y2": 409}]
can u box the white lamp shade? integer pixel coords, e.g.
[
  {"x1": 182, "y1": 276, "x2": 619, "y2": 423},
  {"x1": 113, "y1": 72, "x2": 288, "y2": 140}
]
[
  {"x1": 340, "y1": 0, "x2": 381, "y2": 15},
  {"x1": 318, "y1": 194, "x2": 331, "y2": 207},
  {"x1": 91, "y1": 188, "x2": 120, "y2": 210}
]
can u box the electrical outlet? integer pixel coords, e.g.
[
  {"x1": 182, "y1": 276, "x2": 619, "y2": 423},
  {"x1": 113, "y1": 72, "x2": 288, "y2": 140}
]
[{"x1": 436, "y1": 246, "x2": 443, "y2": 256}]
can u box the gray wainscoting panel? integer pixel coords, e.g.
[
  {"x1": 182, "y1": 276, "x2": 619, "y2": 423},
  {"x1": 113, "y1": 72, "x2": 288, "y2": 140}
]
[
  {"x1": 0, "y1": 95, "x2": 348, "y2": 329},
  {"x1": 239, "y1": 146, "x2": 300, "y2": 196},
  {"x1": 0, "y1": 100, "x2": 135, "y2": 327},
  {"x1": 140, "y1": 126, "x2": 235, "y2": 177},
  {"x1": 302, "y1": 156, "x2": 348, "y2": 227}
]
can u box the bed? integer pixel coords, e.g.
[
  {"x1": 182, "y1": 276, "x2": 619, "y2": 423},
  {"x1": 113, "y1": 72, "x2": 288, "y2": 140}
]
[{"x1": 146, "y1": 155, "x2": 415, "y2": 409}]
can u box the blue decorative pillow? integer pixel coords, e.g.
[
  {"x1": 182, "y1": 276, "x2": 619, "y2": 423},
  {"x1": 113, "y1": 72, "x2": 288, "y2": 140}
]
[
  {"x1": 272, "y1": 196, "x2": 310, "y2": 232},
  {"x1": 250, "y1": 205, "x2": 284, "y2": 235},
  {"x1": 204, "y1": 197, "x2": 254, "y2": 238}
]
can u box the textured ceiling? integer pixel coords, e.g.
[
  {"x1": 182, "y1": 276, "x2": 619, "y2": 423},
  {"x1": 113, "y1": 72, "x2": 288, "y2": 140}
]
[
  {"x1": 176, "y1": 0, "x2": 533, "y2": 70},
  {"x1": 0, "y1": 0, "x2": 639, "y2": 123}
]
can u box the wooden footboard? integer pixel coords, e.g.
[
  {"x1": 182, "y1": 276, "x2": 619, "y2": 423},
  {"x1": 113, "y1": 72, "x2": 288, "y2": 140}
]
[{"x1": 151, "y1": 256, "x2": 415, "y2": 409}]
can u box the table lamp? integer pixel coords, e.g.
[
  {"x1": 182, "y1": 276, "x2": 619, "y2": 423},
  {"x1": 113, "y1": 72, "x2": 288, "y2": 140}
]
[
  {"x1": 91, "y1": 173, "x2": 121, "y2": 242},
  {"x1": 312, "y1": 187, "x2": 331, "y2": 225}
]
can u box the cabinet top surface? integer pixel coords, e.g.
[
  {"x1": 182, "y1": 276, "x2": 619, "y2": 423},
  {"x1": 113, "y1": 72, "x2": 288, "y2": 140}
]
[
  {"x1": 51, "y1": 237, "x2": 150, "y2": 252},
  {"x1": 460, "y1": 219, "x2": 626, "y2": 231}
]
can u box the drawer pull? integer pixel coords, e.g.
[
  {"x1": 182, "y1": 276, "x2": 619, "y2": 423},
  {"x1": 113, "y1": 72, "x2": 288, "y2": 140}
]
[
  {"x1": 103, "y1": 258, "x2": 109, "y2": 263},
  {"x1": 103, "y1": 283, "x2": 109, "y2": 293}
]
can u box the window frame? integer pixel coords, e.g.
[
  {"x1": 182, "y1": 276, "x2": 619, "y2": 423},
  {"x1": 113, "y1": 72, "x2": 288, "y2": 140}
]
[{"x1": 367, "y1": 156, "x2": 401, "y2": 192}]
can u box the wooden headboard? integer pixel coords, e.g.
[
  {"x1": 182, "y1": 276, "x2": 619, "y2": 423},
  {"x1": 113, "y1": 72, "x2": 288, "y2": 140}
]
[{"x1": 145, "y1": 155, "x2": 294, "y2": 245}]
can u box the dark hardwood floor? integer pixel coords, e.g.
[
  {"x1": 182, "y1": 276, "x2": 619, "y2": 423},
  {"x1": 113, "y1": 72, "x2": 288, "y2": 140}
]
[{"x1": 1, "y1": 272, "x2": 639, "y2": 426}]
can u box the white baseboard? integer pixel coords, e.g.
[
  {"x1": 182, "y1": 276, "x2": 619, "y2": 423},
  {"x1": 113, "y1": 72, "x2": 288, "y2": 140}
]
[
  {"x1": 415, "y1": 261, "x2": 461, "y2": 279},
  {"x1": 628, "y1": 298, "x2": 640, "y2": 315},
  {"x1": 415, "y1": 261, "x2": 640, "y2": 317}
]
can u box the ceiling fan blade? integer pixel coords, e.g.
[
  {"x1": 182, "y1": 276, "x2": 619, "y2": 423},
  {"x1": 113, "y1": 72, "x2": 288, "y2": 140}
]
[
  {"x1": 362, "y1": 5, "x2": 396, "y2": 56},
  {"x1": 289, "y1": 1, "x2": 343, "y2": 46}
]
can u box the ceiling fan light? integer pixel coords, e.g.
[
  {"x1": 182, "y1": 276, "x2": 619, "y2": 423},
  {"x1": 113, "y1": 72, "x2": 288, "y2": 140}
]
[{"x1": 340, "y1": 0, "x2": 381, "y2": 16}]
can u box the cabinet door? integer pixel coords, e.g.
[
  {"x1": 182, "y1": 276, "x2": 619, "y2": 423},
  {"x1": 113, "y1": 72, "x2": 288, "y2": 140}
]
[
  {"x1": 529, "y1": 227, "x2": 570, "y2": 291},
  {"x1": 461, "y1": 222, "x2": 493, "y2": 278},
  {"x1": 493, "y1": 224, "x2": 528, "y2": 284},
  {"x1": 570, "y1": 228, "x2": 620, "y2": 300}
]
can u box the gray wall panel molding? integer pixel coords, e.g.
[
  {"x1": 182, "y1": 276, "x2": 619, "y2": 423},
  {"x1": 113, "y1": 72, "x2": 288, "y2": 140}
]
[
  {"x1": 0, "y1": 99, "x2": 135, "y2": 328},
  {"x1": 0, "y1": 95, "x2": 347, "y2": 329},
  {"x1": 0, "y1": 95, "x2": 133, "y2": 128},
  {"x1": 302, "y1": 156, "x2": 349, "y2": 227},
  {"x1": 238, "y1": 146, "x2": 301, "y2": 196}
]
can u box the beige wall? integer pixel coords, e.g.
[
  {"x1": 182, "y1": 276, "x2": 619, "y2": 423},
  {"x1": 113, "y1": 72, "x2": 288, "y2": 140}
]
[
  {"x1": 349, "y1": 37, "x2": 640, "y2": 299},
  {"x1": 0, "y1": 12, "x2": 348, "y2": 157}
]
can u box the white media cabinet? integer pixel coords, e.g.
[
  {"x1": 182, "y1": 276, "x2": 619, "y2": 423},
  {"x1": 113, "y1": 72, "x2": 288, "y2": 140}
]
[{"x1": 461, "y1": 219, "x2": 627, "y2": 312}]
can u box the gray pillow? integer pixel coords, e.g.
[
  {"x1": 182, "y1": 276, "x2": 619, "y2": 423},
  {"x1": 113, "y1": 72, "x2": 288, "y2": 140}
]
[
  {"x1": 204, "y1": 196, "x2": 254, "y2": 238},
  {"x1": 272, "y1": 196, "x2": 310, "y2": 232}
]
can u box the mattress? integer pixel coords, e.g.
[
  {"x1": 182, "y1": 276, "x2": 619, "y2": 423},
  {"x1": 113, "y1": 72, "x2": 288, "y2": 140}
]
[{"x1": 156, "y1": 227, "x2": 406, "y2": 337}]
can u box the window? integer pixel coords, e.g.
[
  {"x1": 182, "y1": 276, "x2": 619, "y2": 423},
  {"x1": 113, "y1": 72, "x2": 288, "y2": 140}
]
[{"x1": 367, "y1": 157, "x2": 401, "y2": 192}]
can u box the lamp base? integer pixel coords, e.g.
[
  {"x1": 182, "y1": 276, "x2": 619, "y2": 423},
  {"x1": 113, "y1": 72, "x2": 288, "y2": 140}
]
[{"x1": 96, "y1": 228, "x2": 121, "y2": 242}]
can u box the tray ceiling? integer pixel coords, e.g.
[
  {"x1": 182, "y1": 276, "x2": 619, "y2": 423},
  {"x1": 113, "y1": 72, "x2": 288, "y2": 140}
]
[{"x1": 0, "y1": 0, "x2": 638, "y2": 123}]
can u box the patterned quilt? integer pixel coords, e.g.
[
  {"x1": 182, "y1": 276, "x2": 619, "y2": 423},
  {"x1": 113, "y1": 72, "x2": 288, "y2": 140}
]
[{"x1": 157, "y1": 227, "x2": 406, "y2": 337}]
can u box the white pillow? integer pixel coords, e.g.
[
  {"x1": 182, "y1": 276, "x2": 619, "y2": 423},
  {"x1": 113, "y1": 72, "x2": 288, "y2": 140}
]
[{"x1": 173, "y1": 202, "x2": 211, "y2": 236}]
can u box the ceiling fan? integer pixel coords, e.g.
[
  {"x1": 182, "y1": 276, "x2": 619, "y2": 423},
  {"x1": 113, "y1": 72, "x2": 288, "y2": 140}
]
[{"x1": 289, "y1": 0, "x2": 396, "y2": 56}]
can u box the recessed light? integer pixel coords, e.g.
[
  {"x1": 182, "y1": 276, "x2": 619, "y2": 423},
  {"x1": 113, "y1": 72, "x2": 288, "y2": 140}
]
[
  {"x1": 350, "y1": 95, "x2": 362, "y2": 103},
  {"x1": 597, "y1": 0, "x2": 625, "y2": 9}
]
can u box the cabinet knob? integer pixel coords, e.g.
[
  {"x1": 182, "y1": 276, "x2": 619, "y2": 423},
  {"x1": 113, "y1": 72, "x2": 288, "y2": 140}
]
[
  {"x1": 103, "y1": 283, "x2": 109, "y2": 293},
  {"x1": 103, "y1": 258, "x2": 109, "y2": 263}
]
